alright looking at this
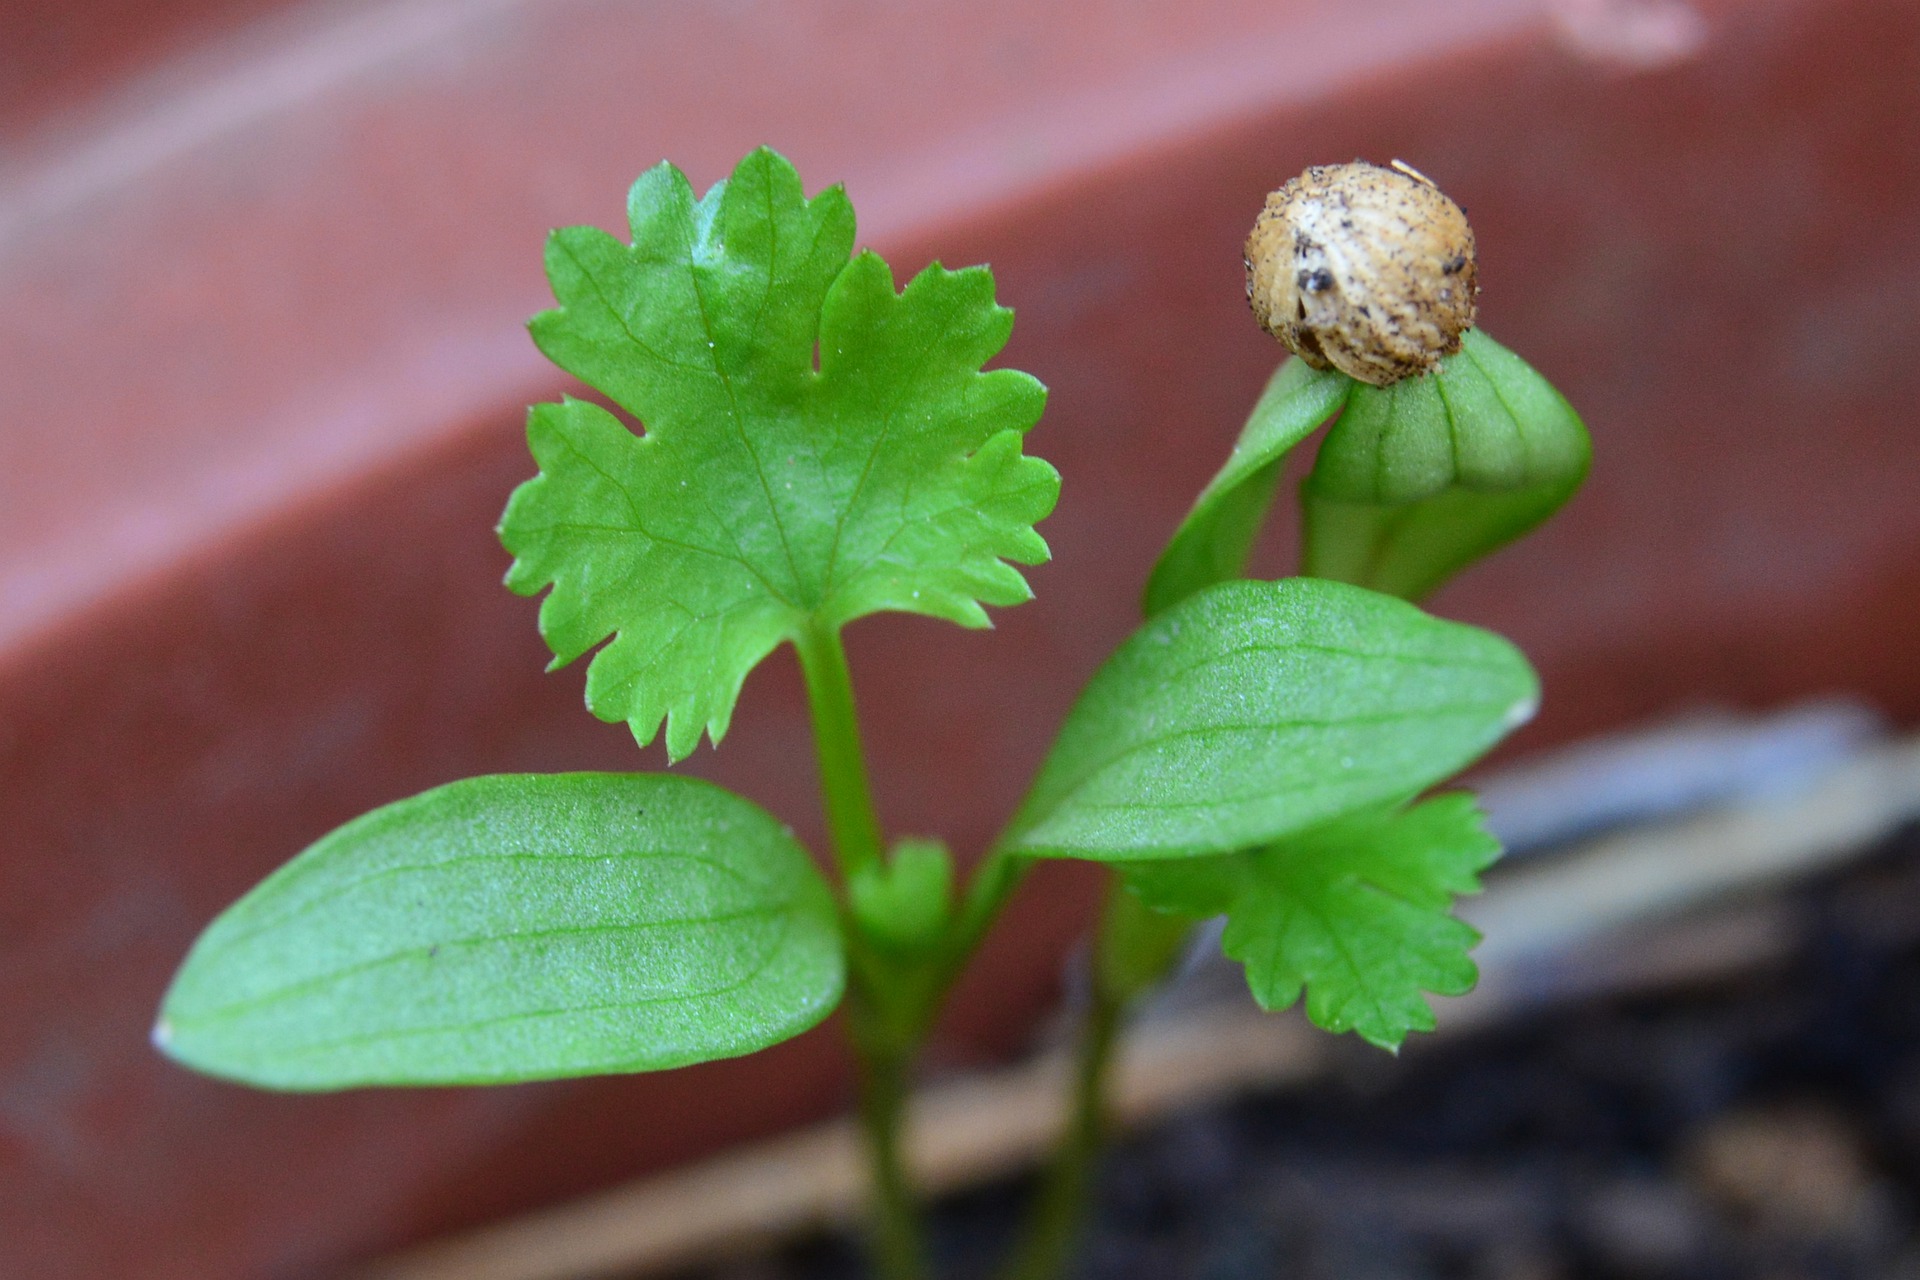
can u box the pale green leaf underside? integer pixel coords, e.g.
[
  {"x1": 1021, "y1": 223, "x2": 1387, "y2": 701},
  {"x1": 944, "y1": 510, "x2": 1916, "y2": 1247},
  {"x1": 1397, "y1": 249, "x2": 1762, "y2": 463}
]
[
  {"x1": 1004, "y1": 578, "x2": 1536, "y2": 861},
  {"x1": 1143, "y1": 357, "x2": 1349, "y2": 617},
  {"x1": 1124, "y1": 795, "x2": 1500, "y2": 1049},
  {"x1": 500, "y1": 148, "x2": 1056, "y2": 760},
  {"x1": 155, "y1": 774, "x2": 844, "y2": 1090},
  {"x1": 1302, "y1": 475, "x2": 1585, "y2": 602}
]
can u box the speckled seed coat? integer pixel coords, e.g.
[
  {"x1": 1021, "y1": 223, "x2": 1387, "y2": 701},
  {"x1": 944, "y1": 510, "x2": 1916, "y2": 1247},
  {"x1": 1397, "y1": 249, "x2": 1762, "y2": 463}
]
[{"x1": 1244, "y1": 160, "x2": 1478, "y2": 386}]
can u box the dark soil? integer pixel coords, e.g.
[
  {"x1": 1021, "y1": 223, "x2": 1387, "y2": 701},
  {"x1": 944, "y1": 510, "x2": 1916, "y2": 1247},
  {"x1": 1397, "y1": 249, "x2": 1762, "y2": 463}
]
[{"x1": 705, "y1": 823, "x2": 1920, "y2": 1280}]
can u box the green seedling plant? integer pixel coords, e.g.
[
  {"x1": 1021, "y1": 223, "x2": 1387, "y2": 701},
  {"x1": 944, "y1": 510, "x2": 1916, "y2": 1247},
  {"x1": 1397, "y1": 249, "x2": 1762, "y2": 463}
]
[{"x1": 157, "y1": 148, "x2": 1589, "y2": 1280}]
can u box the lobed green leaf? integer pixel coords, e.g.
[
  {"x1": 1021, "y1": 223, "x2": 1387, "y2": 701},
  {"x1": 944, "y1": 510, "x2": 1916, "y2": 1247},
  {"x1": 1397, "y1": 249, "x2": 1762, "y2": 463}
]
[
  {"x1": 155, "y1": 774, "x2": 844, "y2": 1090},
  {"x1": 1124, "y1": 795, "x2": 1500, "y2": 1049},
  {"x1": 500, "y1": 148, "x2": 1057, "y2": 760},
  {"x1": 1002, "y1": 578, "x2": 1536, "y2": 861}
]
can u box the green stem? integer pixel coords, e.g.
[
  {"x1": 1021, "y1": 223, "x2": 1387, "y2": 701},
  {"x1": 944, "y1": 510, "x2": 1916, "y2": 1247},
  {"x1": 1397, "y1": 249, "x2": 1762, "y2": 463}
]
[
  {"x1": 940, "y1": 845, "x2": 1026, "y2": 985},
  {"x1": 854, "y1": 1029, "x2": 932, "y2": 1280},
  {"x1": 1001, "y1": 882, "x2": 1196, "y2": 1280},
  {"x1": 999, "y1": 958, "x2": 1124, "y2": 1280},
  {"x1": 795, "y1": 621, "x2": 885, "y2": 882},
  {"x1": 795, "y1": 621, "x2": 929, "y2": 1276}
]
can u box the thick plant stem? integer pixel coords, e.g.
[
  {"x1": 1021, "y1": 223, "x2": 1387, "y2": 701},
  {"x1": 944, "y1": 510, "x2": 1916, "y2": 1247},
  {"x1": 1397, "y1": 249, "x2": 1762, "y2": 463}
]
[{"x1": 795, "y1": 621, "x2": 885, "y2": 881}]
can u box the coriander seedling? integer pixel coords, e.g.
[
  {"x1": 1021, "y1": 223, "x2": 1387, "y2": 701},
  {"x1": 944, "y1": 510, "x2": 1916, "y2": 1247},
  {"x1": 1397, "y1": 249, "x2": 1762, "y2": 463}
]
[{"x1": 158, "y1": 148, "x2": 1588, "y2": 1280}]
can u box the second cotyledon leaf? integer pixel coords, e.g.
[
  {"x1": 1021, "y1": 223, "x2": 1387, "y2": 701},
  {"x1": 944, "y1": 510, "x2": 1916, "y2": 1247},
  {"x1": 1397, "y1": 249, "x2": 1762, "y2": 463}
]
[{"x1": 500, "y1": 147, "x2": 1058, "y2": 760}]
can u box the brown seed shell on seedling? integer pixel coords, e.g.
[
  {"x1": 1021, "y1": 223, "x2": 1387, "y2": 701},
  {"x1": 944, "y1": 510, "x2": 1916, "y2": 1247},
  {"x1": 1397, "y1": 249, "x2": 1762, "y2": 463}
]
[{"x1": 1244, "y1": 159, "x2": 1478, "y2": 386}]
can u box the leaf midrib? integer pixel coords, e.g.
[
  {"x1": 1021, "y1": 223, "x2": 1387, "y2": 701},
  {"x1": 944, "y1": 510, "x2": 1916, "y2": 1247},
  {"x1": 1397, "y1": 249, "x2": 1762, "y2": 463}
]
[
  {"x1": 213, "y1": 846, "x2": 772, "y2": 956},
  {"x1": 179, "y1": 905, "x2": 793, "y2": 1026}
]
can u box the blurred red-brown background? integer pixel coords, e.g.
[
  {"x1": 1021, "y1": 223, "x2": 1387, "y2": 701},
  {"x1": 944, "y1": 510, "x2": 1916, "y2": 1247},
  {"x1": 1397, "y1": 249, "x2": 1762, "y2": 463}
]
[{"x1": 4, "y1": 0, "x2": 1918, "y2": 1275}]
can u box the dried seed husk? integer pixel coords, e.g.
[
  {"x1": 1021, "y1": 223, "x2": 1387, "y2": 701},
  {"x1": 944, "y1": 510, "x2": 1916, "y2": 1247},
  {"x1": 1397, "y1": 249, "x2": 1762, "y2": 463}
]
[{"x1": 1245, "y1": 160, "x2": 1478, "y2": 386}]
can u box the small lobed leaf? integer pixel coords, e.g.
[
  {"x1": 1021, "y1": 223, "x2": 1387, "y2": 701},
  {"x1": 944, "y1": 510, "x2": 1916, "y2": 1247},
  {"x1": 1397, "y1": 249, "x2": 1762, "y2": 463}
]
[
  {"x1": 1143, "y1": 358, "x2": 1349, "y2": 617},
  {"x1": 1002, "y1": 578, "x2": 1536, "y2": 861},
  {"x1": 1124, "y1": 795, "x2": 1500, "y2": 1049},
  {"x1": 155, "y1": 774, "x2": 844, "y2": 1090},
  {"x1": 850, "y1": 838, "x2": 955, "y2": 955},
  {"x1": 500, "y1": 148, "x2": 1057, "y2": 760}
]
